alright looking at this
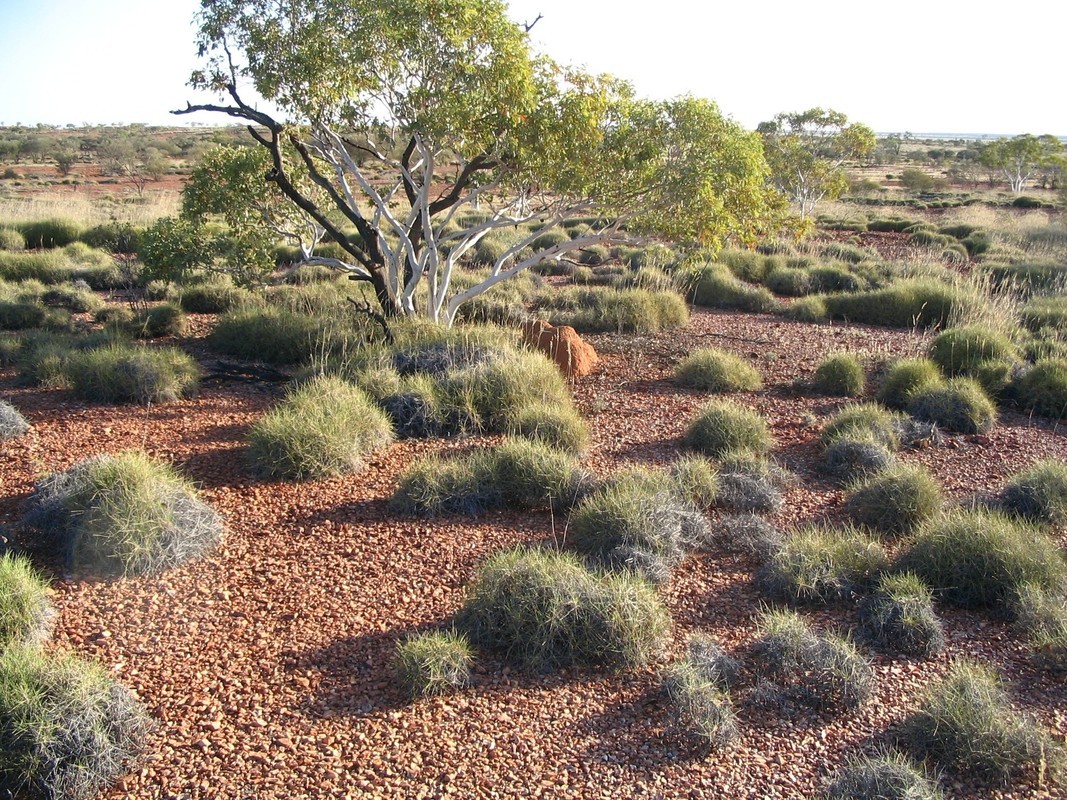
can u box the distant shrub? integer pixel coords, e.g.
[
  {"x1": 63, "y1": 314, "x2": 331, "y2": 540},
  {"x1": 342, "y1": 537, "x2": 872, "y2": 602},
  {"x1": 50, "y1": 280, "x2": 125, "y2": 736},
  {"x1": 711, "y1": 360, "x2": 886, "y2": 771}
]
[
  {"x1": 1011, "y1": 195, "x2": 1045, "y2": 209},
  {"x1": 0, "y1": 300, "x2": 48, "y2": 331},
  {"x1": 896, "y1": 509, "x2": 1067, "y2": 610},
  {"x1": 394, "y1": 630, "x2": 473, "y2": 699},
  {"x1": 813, "y1": 353, "x2": 865, "y2": 397},
  {"x1": 0, "y1": 553, "x2": 54, "y2": 650},
  {"x1": 0, "y1": 251, "x2": 74, "y2": 284},
  {"x1": 177, "y1": 280, "x2": 257, "y2": 313},
  {"x1": 1014, "y1": 357, "x2": 1067, "y2": 418},
  {"x1": 857, "y1": 572, "x2": 944, "y2": 657},
  {"x1": 683, "y1": 262, "x2": 779, "y2": 313},
  {"x1": 868, "y1": 218, "x2": 920, "y2": 233},
  {"x1": 877, "y1": 358, "x2": 942, "y2": 409},
  {"x1": 821, "y1": 402, "x2": 903, "y2": 449},
  {"x1": 684, "y1": 400, "x2": 772, "y2": 458},
  {"x1": 821, "y1": 243, "x2": 874, "y2": 264},
  {"x1": 247, "y1": 376, "x2": 394, "y2": 480},
  {"x1": 928, "y1": 326, "x2": 1019, "y2": 376},
  {"x1": 1000, "y1": 459, "x2": 1067, "y2": 525},
  {"x1": 717, "y1": 249, "x2": 770, "y2": 282},
  {"x1": 759, "y1": 523, "x2": 889, "y2": 604},
  {"x1": 80, "y1": 222, "x2": 141, "y2": 254},
  {"x1": 810, "y1": 265, "x2": 866, "y2": 294},
  {"x1": 0, "y1": 646, "x2": 152, "y2": 800},
  {"x1": 64, "y1": 343, "x2": 199, "y2": 404},
  {"x1": 1020, "y1": 296, "x2": 1067, "y2": 333},
  {"x1": 674, "y1": 348, "x2": 763, "y2": 393},
  {"x1": 456, "y1": 547, "x2": 670, "y2": 671},
  {"x1": 751, "y1": 609, "x2": 872, "y2": 710},
  {"x1": 540, "y1": 287, "x2": 689, "y2": 333},
  {"x1": 825, "y1": 750, "x2": 943, "y2": 800},
  {"x1": 22, "y1": 451, "x2": 223, "y2": 576},
  {"x1": 765, "y1": 266, "x2": 813, "y2": 297},
  {"x1": 662, "y1": 658, "x2": 738, "y2": 749},
  {"x1": 780, "y1": 295, "x2": 828, "y2": 322},
  {"x1": 0, "y1": 400, "x2": 30, "y2": 440},
  {"x1": 907, "y1": 377, "x2": 997, "y2": 434},
  {"x1": 822, "y1": 279, "x2": 967, "y2": 329},
  {"x1": 18, "y1": 218, "x2": 82, "y2": 249},
  {"x1": 845, "y1": 463, "x2": 943, "y2": 536},
  {"x1": 40, "y1": 284, "x2": 101, "y2": 314},
  {"x1": 530, "y1": 228, "x2": 570, "y2": 252},
  {"x1": 123, "y1": 302, "x2": 188, "y2": 339},
  {"x1": 904, "y1": 659, "x2": 1062, "y2": 785}
]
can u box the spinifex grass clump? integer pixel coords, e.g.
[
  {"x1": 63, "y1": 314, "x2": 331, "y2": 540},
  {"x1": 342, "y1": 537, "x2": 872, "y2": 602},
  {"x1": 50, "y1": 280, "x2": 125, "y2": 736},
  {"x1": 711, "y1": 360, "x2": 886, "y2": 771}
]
[
  {"x1": 1012, "y1": 582, "x2": 1067, "y2": 673},
  {"x1": 0, "y1": 399, "x2": 30, "y2": 440},
  {"x1": 456, "y1": 547, "x2": 670, "y2": 671},
  {"x1": 907, "y1": 377, "x2": 997, "y2": 434},
  {"x1": 821, "y1": 402, "x2": 903, "y2": 450},
  {"x1": 684, "y1": 400, "x2": 772, "y2": 458},
  {"x1": 1015, "y1": 357, "x2": 1067, "y2": 419},
  {"x1": 22, "y1": 451, "x2": 224, "y2": 577},
  {"x1": 857, "y1": 572, "x2": 944, "y2": 657},
  {"x1": 567, "y1": 468, "x2": 710, "y2": 583},
  {"x1": 537, "y1": 286, "x2": 689, "y2": 333},
  {"x1": 904, "y1": 659, "x2": 1063, "y2": 785},
  {"x1": 714, "y1": 513, "x2": 783, "y2": 560},
  {"x1": 207, "y1": 306, "x2": 342, "y2": 365},
  {"x1": 504, "y1": 401, "x2": 589, "y2": 454},
  {"x1": 662, "y1": 639, "x2": 738, "y2": 749},
  {"x1": 825, "y1": 750, "x2": 943, "y2": 800},
  {"x1": 63, "y1": 343, "x2": 200, "y2": 405},
  {"x1": 393, "y1": 630, "x2": 473, "y2": 699},
  {"x1": 751, "y1": 608, "x2": 872, "y2": 711},
  {"x1": 877, "y1": 357, "x2": 943, "y2": 410},
  {"x1": 1000, "y1": 459, "x2": 1067, "y2": 525},
  {"x1": 0, "y1": 646, "x2": 152, "y2": 800},
  {"x1": 683, "y1": 262, "x2": 778, "y2": 313},
  {"x1": 670, "y1": 454, "x2": 719, "y2": 511},
  {"x1": 845, "y1": 463, "x2": 943, "y2": 537},
  {"x1": 712, "y1": 452, "x2": 790, "y2": 514},
  {"x1": 0, "y1": 553, "x2": 54, "y2": 650},
  {"x1": 759, "y1": 523, "x2": 889, "y2": 604},
  {"x1": 674, "y1": 348, "x2": 762, "y2": 393},
  {"x1": 822, "y1": 436, "x2": 894, "y2": 483},
  {"x1": 927, "y1": 325, "x2": 1019, "y2": 376},
  {"x1": 812, "y1": 353, "x2": 865, "y2": 397},
  {"x1": 247, "y1": 376, "x2": 394, "y2": 479},
  {"x1": 896, "y1": 509, "x2": 1067, "y2": 611}
]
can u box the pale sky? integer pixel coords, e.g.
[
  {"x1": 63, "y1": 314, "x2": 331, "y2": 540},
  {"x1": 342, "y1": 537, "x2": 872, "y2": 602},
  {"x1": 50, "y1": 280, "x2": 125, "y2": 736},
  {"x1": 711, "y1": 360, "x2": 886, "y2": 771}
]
[{"x1": 0, "y1": 0, "x2": 1063, "y2": 135}]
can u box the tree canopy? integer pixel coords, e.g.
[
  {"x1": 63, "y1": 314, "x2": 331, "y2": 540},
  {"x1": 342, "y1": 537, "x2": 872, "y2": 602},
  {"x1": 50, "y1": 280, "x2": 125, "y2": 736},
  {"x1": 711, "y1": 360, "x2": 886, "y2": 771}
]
[{"x1": 178, "y1": 0, "x2": 779, "y2": 324}]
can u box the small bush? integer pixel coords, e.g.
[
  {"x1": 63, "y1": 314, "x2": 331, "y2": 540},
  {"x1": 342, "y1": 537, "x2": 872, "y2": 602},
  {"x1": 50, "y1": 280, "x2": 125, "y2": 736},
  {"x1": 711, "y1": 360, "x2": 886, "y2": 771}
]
[
  {"x1": 540, "y1": 287, "x2": 689, "y2": 333},
  {"x1": 0, "y1": 554, "x2": 54, "y2": 650},
  {"x1": 670, "y1": 455, "x2": 719, "y2": 511},
  {"x1": 813, "y1": 353, "x2": 866, "y2": 397},
  {"x1": 904, "y1": 659, "x2": 1062, "y2": 785},
  {"x1": 0, "y1": 646, "x2": 152, "y2": 800},
  {"x1": 822, "y1": 402, "x2": 903, "y2": 449},
  {"x1": 681, "y1": 633, "x2": 740, "y2": 689},
  {"x1": 208, "y1": 307, "x2": 331, "y2": 365},
  {"x1": 877, "y1": 358, "x2": 942, "y2": 410},
  {"x1": 18, "y1": 218, "x2": 82, "y2": 249},
  {"x1": 684, "y1": 400, "x2": 772, "y2": 458},
  {"x1": 504, "y1": 402, "x2": 589, "y2": 454},
  {"x1": 22, "y1": 451, "x2": 224, "y2": 576},
  {"x1": 845, "y1": 463, "x2": 943, "y2": 536},
  {"x1": 759, "y1": 523, "x2": 889, "y2": 603},
  {"x1": 1014, "y1": 357, "x2": 1067, "y2": 419},
  {"x1": 821, "y1": 279, "x2": 967, "y2": 330},
  {"x1": 0, "y1": 300, "x2": 48, "y2": 331},
  {"x1": 0, "y1": 400, "x2": 30, "y2": 440},
  {"x1": 394, "y1": 630, "x2": 473, "y2": 699},
  {"x1": 907, "y1": 377, "x2": 997, "y2": 434},
  {"x1": 177, "y1": 280, "x2": 258, "y2": 313},
  {"x1": 247, "y1": 375, "x2": 394, "y2": 479},
  {"x1": 781, "y1": 295, "x2": 829, "y2": 322},
  {"x1": 64, "y1": 343, "x2": 200, "y2": 404},
  {"x1": 40, "y1": 284, "x2": 101, "y2": 314},
  {"x1": 675, "y1": 348, "x2": 762, "y2": 393},
  {"x1": 715, "y1": 513, "x2": 783, "y2": 559},
  {"x1": 0, "y1": 228, "x2": 26, "y2": 251},
  {"x1": 765, "y1": 266, "x2": 813, "y2": 297},
  {"x1": 825, "y1": 750, "x2": 942, "y2": 800},
  {"x1": 751, "y1": 609, "x2": 872, "y2": 710},
  {"x1": 455, "y1": 547, "x2": 670, "y2": 671},
  {"x1": 1000, "y1": 459, "x2": 1067, "y2": 525},
  {"x1": 684, "y1": 262, "x2": 779, "y2": 313},
  {"x1": 1013, "y1": 582, "x2": 1067, "y2": 673},
  {"x1": 897, "y1": 509, "x2": 1067, "y2": 610},
  {"x1": 124, "y1": 302, "x2": 188, "y2": 339},
  {"x1": 857, "y1": 572, "x2": 944, "y2": 657},
  {"x1": 662, "y1": 658, "x2": 738, "y2": 749},
  {"x1": 928, "y1": 326, "x2": 1019, "y2": 376},
  {"x1": 822, "y1": 436, "x2": 894, "y2": 482},
  {"x1": 821, "y1": 242, "x2": 874, "y2": 264}
]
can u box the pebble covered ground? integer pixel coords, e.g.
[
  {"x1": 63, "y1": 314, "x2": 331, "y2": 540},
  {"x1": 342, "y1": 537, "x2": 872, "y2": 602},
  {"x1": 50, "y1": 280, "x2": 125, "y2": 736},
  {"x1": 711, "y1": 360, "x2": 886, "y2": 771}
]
[{"x1": 1, "y1": 306, "x2": 1065, "y2": 799}]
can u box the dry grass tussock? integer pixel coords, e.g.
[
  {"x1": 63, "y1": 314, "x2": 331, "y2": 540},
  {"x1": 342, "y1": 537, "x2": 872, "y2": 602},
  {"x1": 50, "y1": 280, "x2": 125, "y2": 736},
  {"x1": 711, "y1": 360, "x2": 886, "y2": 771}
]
[{"x1": 0, "y1": 193, "x2": 180, "y2": 227}]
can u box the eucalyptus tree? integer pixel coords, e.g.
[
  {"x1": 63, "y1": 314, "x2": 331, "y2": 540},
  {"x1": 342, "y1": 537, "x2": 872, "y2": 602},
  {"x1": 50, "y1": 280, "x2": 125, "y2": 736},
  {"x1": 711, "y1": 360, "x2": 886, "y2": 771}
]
[{"x1": 177, "y1": 0, "x2": 777, "y2": 325}]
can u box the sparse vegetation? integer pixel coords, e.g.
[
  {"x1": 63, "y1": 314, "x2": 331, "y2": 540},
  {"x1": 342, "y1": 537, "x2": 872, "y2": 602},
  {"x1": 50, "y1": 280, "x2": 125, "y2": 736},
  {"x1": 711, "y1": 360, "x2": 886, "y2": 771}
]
[
  {"x1": 824, "y1": 750, "x2": 942, "y2": 800},
  {"x1": 0, "y1": 399, "x2": 30, "y2": 439},
  {"x1": 64, "y1": 343, "x2": 200, "y2": 404},
  {"x1": 759, "y1": 523, "x2": 889, "y2": 603},
  {"x1": 857, "y1": 572, "x2": 944, "y2": 657},
  {"x1": 394, "y1": 630, "x2": 473, "y2": 699},
  {"x1": 0, "y1": 553, "x2": 54, "y2": 650},
  {"x1": 907, "y1": 377, "x2": 997, "y2": 434},
  {"x1": 1000, "y1": 459, "x2": 1067, "y2": 525}
]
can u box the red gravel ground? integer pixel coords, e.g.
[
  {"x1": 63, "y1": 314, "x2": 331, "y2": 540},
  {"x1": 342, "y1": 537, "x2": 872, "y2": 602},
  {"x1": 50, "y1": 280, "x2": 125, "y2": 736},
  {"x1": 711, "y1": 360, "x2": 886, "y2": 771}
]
[{"x1": 2, "y1": 307, "x2": 1065, "y2": 799}]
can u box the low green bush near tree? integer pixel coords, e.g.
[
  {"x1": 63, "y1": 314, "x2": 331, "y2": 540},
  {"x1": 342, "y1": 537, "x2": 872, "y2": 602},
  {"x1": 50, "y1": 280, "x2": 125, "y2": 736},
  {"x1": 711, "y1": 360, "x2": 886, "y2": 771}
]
[
  {"x1": 845, "y1": 463, "x2": 943, "y2": 536},
  {"x1": 64, "y1": 343, "x2": 200, "y2": 404}
]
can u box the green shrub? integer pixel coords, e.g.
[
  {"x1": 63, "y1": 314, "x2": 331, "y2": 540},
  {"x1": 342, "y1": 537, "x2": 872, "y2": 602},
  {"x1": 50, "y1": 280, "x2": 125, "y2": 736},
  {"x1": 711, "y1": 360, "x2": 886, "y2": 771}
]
[
  {"x1": 825, "y1": 750, "x2": 942, "y2": 800},
  {"x1": 1012, "y1": 582, "x2": 1067, "y2": 674},
  {"x1": 810, "y1": 265, "x2": 866, "y2": 294},
  {"x1": 0, "y1": 228, "x2": 25, "y2": 251},
  {"x1": 868, "y1": 218, "x2": 921, "y2": 233},
  {"x1": 124, "y1": 302, "x2": 188, "y2": 339},
  {"x1": 928, "y1": 326, "x2": 1019, "y2": 376},
  {"x1": 759, "y1": 523, "x2": 889, "y2": 603},
  {"x1": 684, "y1": 400, "x2": 772, "y2": 458},
  {"x1": 391, "y1": 453, "x2": 494, "y2": 516},
  {"x1": 22, "y1": 451, "x2": 224, "y2": 576},
  {"x1": 877, "y1": 358, "x2": 942, "y2": 410},
  {"x1": 751, "y1": 609, "x2": 872, "y2": 710},
  {"x1": 821, "y1": 242, "x2": 874, "y2": 264},
  {"x1": 718, "y1": 249, "x2": 770, "y2": 282},
  {"x1": 857, "y1": 572, "x2": 943, "y2": 657},
  {"x1": 1014, "y1": 358, "x2": 1067, "y2": 419},
  {"x1": 0, "y1": 554, "x2": 53, "y2": 650},
  {"x1": 80, "y1": 222, "x2": 141, "y2": 254},
  {"x1": 1000, "y1": 459, "x2": 1067, "y2": 525},
  {"x1": 530, "y1": 229, "x2": 570, "y2": 252},
  {"x1": 456, "y1": 547, "x2": 670, "y2": 671},
  {"x1": 845, "y1": 463, "x2": 943, "y2": 536},
  {"x1": 0, "y1": 400, "x2": 30, "y2": 440},
  {"x1": 64, "y1": 343, "x2": 200, "y2": 404},
  {"x1": 907, "y1": 377, "x2": 997, "y2": 434},
  {"x1": 394, "y1": 630, "x2": 473, "y2": 699},
  {"x1": 504, "y1": 402, "x2": 589, "y2": 454},
  {"x1": 683, "y1": 262, "x2": 779, "y2": 312},
  {"x1": 0, "y1": 646, "x2": 152, "y2": 799},
  {"x1": 781, "y1": 295, "x2": 829, "y2": 322},
  {"x1": 670, "y1": 455, "x2": 719, "y2": 511},
  {"x1": 813, "y1": 353, "x2": 866, "y2": 397},
  {"x1": 18, "y1": 218, "x2": 82, "y2": 249},
  {"x1": 177, "y1": 279, "x2": 258, "y2": 313},
  {"x1": 904, "y1": 659, "x2": 1062, "y2": 785},
  {"x1": 567, "y1": 469, "x2": 709, "y2": 582},
  {"x1": 822, "y1": 436, "x2": 894, "y2": 482},
  {"x1": 680, "y1": 633, "x2": 739, "y2": 689},
  {"x1": 0, "y1": 250, "x2": 72, "y2": 284},
  {"x1": 821, "y1": 402, "x2": 903, "y2": 449},
  {"x1": 897, "y1": 509, "x2": 1067, "y2": 610},
  {"x1": 540, "y1": 286, "x2": 689, "y2": 333},
  {"x1": 247, "y1": 376, "x2": 394, "y2": 479},
  {"x1": 822, "y1": 279, "x2": 967, "y2": 329},
  {"x1": 40, "y1": 284, "x2": 101, "y2": 314},
  {"x1": 208, "y1": 306, "x2": 331, "y2": 365},
  {"x1": 1020, "y1": 296, "x2": 1067, "y2": 333},
  {"x1": 674, "y1": 348, "x2": 763, "y2": 393},
  {"x1": 661, "y1": 658, "x2": 738, "y2": 749},
  {"x1": 765, "y1": 266, "x2": 812, "y2": 297},
  {"x1": 0, "y1": 300, "x2": 48, "y2": 331}
]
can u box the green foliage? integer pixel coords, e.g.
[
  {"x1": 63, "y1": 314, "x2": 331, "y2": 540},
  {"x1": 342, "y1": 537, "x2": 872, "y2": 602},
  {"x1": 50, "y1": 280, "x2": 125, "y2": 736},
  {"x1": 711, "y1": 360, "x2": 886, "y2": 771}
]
[
  {"x1": 759, "y1": 523, "x2": 889, "y2": 603},
  {"x1": 1015, "y1": 358, "x2": 1067, "y2": 418},
  {"x1": 247, "y1": 375, "x2": 394, "y2": 479},
  {"x1": 64, "y1": 343, "x2": 200, "y2": 404},
  {"x1": 907, "y1": 377, "x2": 997, "y2": 434},
  {"x1": 0, "y1": 400, "x2": 30, "y2": 440},
  {"x1": 138, "y1": 216, "x2": 214, "y2": 283},
  {"x1": 820, "y1": 242, "x2": 874, "y2": 265},
  {"x1": 80, "y1": 222, "x2": 141, "y2": 255},
  {"x1": 751, "y1": 608, "x2": 872, "y2": 710},
  {"x1": 207, "y1": 306, "x2": 338, "y2": 365},
  {"x1": 825, "y1": 750, "x2": 943, "y2": 800},
  {"x1": 121, "y1": 302, "x2": 188, "y2": 339},
  {"x1": 0, "y1": 554, "x2": 53, "y2": 650},
  {"x1": 661, "y1": 658, "x2": 738, "y2": 749},
  {"x1": 1000, "y1": 459, "x2": 1067, "y2": 525},
  {"x1": 765, "y1": 266, "x2": 812, "y2": 297},
  {"x1": 1012, "y1": 582, "x2": 1067, "y2": 674},
  {"x1": 684, "y1": 400, "x2": 772, "y2": 458},
  {"x1": 539, "y1": 286, "x2": 689, "y2": 333},
  {"x1": 897, "y1": 509, "x2": 1067, "y2": 610},
  {"x1": 877, "y1": 358, "x2": 942, "y2": 409},
  {"x1": 821, "y1": 402, "x2": 903, "y2": 449},
  {"x1": 822, "y1": 436, "x2": 894, "y2": 482},
  {"x1": 22, "y1": 451, "x2": 224, "y2": 576},
  {"x1": 40, "y1": 284, "x2": 102, "y2": 314},
  {"x1": 928, "y1": 326, "x2": 1019, "y2": 376},
  {"x1": 813, "y1": 353, "x2": 865, "y2": 396},
  {"x1": 455, "y1": 547, "x2": 670, "y2": 671},
  {"x1": 683, "y1": 262, "x2": 779, "y2": 312},
  {"x1": 394, "y1": 630, "x2": 473, "y2": 699},
  {"x1": 845, "y1": 463, "x2": 943, "y2": 536},
  {"x1": 0, "y1": 646, "x2": 152, "y2": 800},
  {"x1": 670, "y1": 455, "x2": 719, "y2": 511},
  {"x1": 714, "y1": 452, "x2": 790, "y2": 513},
  {"x1": 781, "y1": 295, "x2": 828, "y2": 322},
  {"x1": 0, "y1": 228, "x2": 26, "y2": 251},
  {"x1": 0, "y1": 250, "x2": 74, "y2": 284},
  {"x1": 904, "y1": 660, "x2": 1062, "y2": 785},
  {"x1": 18, "y1": 218, "x2": 82, "y2": 249},
  {"x1": 821, "y1": 279, "x2": 970, "y2": 329},
  {"x1": 176, "y1": 278, "x2": 260, "y2": 313},
  {"x1": 857, "y1": 572, "x2": 944, "y2": 657},
  {"x1": 674, "y1": 348, "x2": 763, "y2": 392},
  {"x1": 504, "y1": 401, "x2": 589, "y2": 454}
]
